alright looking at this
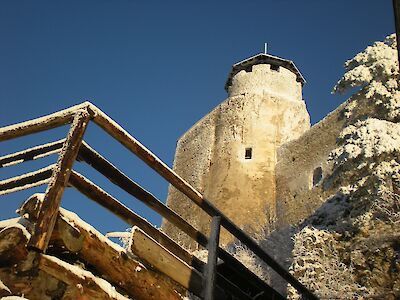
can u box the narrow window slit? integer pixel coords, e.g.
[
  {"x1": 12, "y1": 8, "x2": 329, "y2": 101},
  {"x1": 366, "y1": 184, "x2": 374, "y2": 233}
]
[
  {"x1": 245, "y1": 148, "x2": 252, "y2": 159},
  {"x1": 313, "y1": 167, "x2": 323, "y2": 186}
]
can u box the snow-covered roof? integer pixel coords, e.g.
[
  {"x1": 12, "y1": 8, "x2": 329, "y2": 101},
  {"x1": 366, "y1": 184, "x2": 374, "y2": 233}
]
[{"x1": 225, "y1": 53, "x2": 306, "y2": 91}]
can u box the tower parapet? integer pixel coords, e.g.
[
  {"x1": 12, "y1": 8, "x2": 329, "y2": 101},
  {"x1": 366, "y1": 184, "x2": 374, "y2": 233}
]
[{"x1": 226, "y1": 53, "x2": 305, "y2": 100}]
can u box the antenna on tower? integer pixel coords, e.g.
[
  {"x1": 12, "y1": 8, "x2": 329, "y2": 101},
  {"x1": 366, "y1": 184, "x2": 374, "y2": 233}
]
[{"x1": 264, "y1": 43, "x2": 268, "y2": 54}]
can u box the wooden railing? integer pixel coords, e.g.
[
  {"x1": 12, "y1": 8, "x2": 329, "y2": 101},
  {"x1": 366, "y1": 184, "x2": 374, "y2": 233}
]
[{"x1": 0, "y1": 102, "x2": 318, "y2": 300}]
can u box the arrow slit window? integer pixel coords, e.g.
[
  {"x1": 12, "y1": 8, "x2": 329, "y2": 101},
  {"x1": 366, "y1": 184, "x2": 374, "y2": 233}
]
[{"x1": 245, "y1": 148, "x2": 252, "y2": 159}]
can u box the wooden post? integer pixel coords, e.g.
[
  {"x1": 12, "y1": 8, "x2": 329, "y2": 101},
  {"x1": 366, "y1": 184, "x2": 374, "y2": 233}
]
[
  {"x1": 203, "y1": 216, "x2": 221, "y2": 300},
  {"x1": 28, "y1": 109, "x2": 90, "y2": 252}
]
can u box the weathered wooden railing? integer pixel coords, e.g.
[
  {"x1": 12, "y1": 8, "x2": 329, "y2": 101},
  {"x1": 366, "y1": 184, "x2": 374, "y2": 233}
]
[{"x1": 0, "y1": 102, "x2": 318, "y2": 300}]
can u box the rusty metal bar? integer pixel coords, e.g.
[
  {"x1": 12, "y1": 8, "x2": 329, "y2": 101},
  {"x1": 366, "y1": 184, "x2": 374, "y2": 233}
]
[
  {"x1": 203, "y1": 216, "x2": 221, "y2": 300},
  {"x1": 28, "y1": 109, "x2": 90, "y2": 252}
]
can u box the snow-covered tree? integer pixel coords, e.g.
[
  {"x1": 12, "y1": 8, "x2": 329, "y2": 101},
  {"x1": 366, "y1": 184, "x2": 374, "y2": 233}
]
[{"x1": 289, "y1": 34, "x2": 400, "y2": 299}]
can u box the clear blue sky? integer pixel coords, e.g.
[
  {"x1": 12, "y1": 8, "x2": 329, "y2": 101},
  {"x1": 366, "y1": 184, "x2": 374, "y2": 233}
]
[{"x1": 0, "y1": 1, "x2": 394, "y2": 235}]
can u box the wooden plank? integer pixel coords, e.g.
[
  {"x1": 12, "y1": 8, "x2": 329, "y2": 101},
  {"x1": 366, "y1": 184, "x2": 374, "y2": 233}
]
[
  {"x1": 0, "y1": 224, "x2": 29, "y2": 265},
  {"x1": 28, "y1": 109, "x2": 91, "y2": 252},
  {"x1": 89, "y1": 105, "x2": 207, "y2": 210},
  {"x1": 0, "y1": 102, "x2": 92, "y2": 142},
  {"x1": 17, "y1": 195, "x2": 187, "y2": 300},
  {"x1": 77, "y1": 144, "x2": 283, "y2": 299},
  {"x1": 8, "y1": 102, "x2": 313, "y2": 298},
  {"x1": 87, "y1": 105, "x2": 300, "y2": 298},
  {"x1": 68, "y1": 170, "x2": 196, "y2": 269},
  {"x1": 53, "y1": 210, "x2": 187, "y2": 300},
  {"x1": 78, "y1": 142, "x2": 207, "y2": 269},
  {"x1": 83, "y1": 105, "x2": 289, "y2": 298},
  {"x1": 0, "y1": 165, "x2": 54, "y2": 195},
  {"x1": 68, "y1": 172, "x2": 260, "y2": 299},
  {"x1": 39, "y1": 254, "x2": 131, "y2": 300},
  {"x1": 0, "y1": 224, "x2": 129, "y2": 300},
  {"x1": 203, "y1": 216, "x2": 221, "y2": 300},
  {"x1": 130, "y1": 226, "x2": 204, "y2": 297},
  {"x1": 0, "y1": 139, "x2": 64, "y2": 168}
]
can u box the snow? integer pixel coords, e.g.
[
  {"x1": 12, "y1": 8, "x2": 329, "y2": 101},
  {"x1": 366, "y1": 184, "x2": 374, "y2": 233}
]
[
  {"x1": 11, "y1": 222, "x2": 32, "y2": 240},
  {"x1": 42, "y1": 254, "x2": 131, "y2": 300},
  {"x1": 333, "y1": 34, "x2": 400, "y2": 122},
  {"x1": 0, "y1": 217, "x2": 20, "y2": 229},
  {"x1": 135, "y1": 266, "x2": 142, "y2": 272},
  {"x1": 333, "y1": 34, "x2": 398, "y2": 95},
  {"x1": 331, "y1": 118, "x2": 400, "y2": 164},
  {"x1": 289, "y1": 34, "x2": 400, "y2": 299},
  {"x1": 0, "y1": 165, "x2": 54, "y2": 196},
  {"x1": 0, "y1": 139, "x2": 64, "y2": 168},
  {"x1": 0, "y1": 102, "x2": 92, "y2": 140},
  {"x1": 0, "y1": 178, "x2": 50, "y2": 196},
  {"x1": 105, "y1": 232, "x2": 131, "y2": 238},
  {"x1": 1, "y1": 159, "x2": 24, "y2": 168},
  {"x1": 0, "y1": 279, "x2": 11, "y2": 295},
  {"x1": 59, "y1": 208, "x2": 127, "y2": 254},
  {"x1": 0, "y1": 221, "x2": 32, "y2": 242},
  {"x1": 288, "y1": 227, "x2": 366, "y2": 299}
]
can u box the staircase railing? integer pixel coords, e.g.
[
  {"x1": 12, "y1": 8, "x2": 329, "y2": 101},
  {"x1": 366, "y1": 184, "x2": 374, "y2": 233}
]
[{"x1": 0, "y1": 102, "x2": 318, "y2": 300}]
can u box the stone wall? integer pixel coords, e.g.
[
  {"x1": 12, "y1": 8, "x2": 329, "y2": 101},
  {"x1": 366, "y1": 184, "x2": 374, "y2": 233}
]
[
  {"x1": 275, "y1": 100, "x2": 348, "y2": 227},
  {"x1": 161, "y1": 112, "x2": 216, "y2": 249},
  {"x1": 163, "y1": 64, "x2": 310, "y2": 248}
]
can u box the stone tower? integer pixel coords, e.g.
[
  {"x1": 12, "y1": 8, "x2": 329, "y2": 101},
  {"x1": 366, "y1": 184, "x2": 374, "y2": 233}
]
[{"x1": 163, "y1": 53, "x2": 310, "y2": 249}]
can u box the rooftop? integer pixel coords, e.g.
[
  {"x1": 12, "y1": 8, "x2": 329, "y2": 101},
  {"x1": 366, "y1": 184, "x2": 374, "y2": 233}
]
[{"x1": 225, "y1": 53, "x2": 306, "y2": 91}]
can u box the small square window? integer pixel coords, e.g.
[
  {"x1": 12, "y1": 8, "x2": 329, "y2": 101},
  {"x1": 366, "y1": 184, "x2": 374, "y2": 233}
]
[{"x1": 245, "y1": 148, "x2": 252, "y2": 159}]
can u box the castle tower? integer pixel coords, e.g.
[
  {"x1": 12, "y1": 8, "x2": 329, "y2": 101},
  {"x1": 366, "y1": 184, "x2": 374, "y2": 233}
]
[{"x1": 163, "y1": 53, "x2": 310, "y2": 249}]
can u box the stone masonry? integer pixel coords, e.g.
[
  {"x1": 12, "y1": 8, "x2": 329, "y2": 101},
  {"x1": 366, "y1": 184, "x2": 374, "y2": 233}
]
[{"x1": 162, "y1": 53, "x2": 311, "y2": 249}]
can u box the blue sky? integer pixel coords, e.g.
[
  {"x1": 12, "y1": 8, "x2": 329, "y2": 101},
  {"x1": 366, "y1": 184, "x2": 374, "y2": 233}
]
[{"x1": 0, "y1": 1, "x2": 394, "y2": 235}]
